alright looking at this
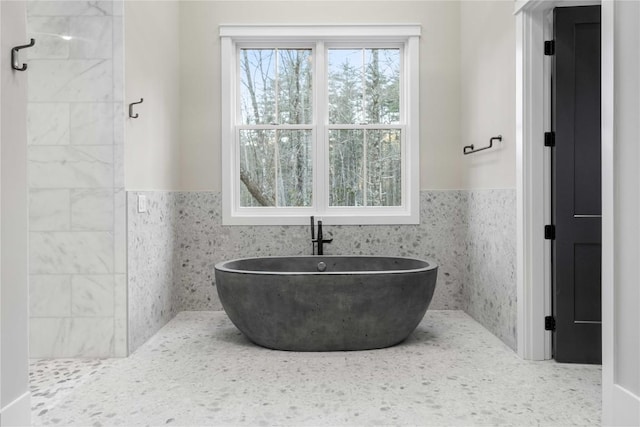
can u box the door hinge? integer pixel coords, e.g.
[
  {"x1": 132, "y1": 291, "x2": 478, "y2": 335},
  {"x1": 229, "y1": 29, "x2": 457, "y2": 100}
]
[
  {"x1": 544, "y1": 224, "x2": 556, "y2": 240},
  {"x1": 544, "y1": 132, "x2": 555, "y2": 147},
  {"x1": 545, "y1": 316, "x2": 556, "y2": 331},
  {"x1": 545, "y1": 40, "x2": 555, "y2": 56}
]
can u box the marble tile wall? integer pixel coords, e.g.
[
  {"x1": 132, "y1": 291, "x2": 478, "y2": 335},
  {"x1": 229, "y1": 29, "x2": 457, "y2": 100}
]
[
  {"x1": 27, "y1": 0, "x2": 126, "y2": 358},
  {"x1": 463, "y1": 189, "x2": 517, "y2": 350},
  {"x1": 127, "y1": 192, "x2": 179, "y2": 353}
]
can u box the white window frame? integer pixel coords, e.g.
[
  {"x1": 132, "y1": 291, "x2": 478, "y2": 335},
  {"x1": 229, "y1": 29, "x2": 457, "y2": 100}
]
[{"x1": 220, "y1": 25, "x2": 421, "y2": 226}]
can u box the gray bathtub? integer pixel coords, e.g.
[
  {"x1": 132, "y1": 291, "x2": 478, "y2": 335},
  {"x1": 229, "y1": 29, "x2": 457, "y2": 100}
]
[{"x1": 214, "y1": 256, "x2": 438, "y2": 351}]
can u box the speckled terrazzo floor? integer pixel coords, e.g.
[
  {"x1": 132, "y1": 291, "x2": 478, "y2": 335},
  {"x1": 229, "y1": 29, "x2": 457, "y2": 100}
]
[{"x1": 30, "y1": 310, "x2": 601, "y2": 426}]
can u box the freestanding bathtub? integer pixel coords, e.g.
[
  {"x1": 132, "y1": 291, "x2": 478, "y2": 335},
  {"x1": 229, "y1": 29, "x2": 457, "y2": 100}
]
[{"x1": 214, "y1": 256, "x2": 438, "y2": 351}]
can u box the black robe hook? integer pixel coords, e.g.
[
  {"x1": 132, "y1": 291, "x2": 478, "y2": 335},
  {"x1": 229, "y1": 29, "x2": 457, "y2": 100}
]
[
  {"x1": 11, "y1": 38, "x2": 36, "y2": 71},
  {"x1": 129, "y1": 98, "x2": 144, "y2": 119}
]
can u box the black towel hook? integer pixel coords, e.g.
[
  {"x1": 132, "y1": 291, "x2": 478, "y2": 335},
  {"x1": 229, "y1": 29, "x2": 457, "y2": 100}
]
[
  {"x1": 11, "y1": 38, "x2": 36, "y2": 71},
  {"x1": 129, "y1": 98, "x2": 144, "y2": 119},
  {"x1": 463, "y1": 135, "x2": 503, "y2": 155}
]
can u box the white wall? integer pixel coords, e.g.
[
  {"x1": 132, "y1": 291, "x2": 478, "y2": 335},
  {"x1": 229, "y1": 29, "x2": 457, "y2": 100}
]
[
  {"x1": 125, "y1": 1, "x2": 181, "y2": 190},
  {"x1": 460, "y1": 0, "x2": 516, "y2": 189},
  {"x1": 179, "y1": 0, "x2": 462, "y2": 191},
  {"x1": 602, "y1": 0, "x2": 640, "y2": 423},
  {"x1": 130, "y1": 0, "x2": 517, "y2": 191},
  {"x1": 0, "y1": 1, "x2": 31, "y2": 424},
  {"x1": 610, "y1": 2, "x2": 640, "y2": 397}
]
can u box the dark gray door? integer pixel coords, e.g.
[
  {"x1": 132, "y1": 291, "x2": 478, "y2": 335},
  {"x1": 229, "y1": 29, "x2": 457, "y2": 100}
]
[{"x1": 552, "y1": 5, "x2": 601, "y2": 364}]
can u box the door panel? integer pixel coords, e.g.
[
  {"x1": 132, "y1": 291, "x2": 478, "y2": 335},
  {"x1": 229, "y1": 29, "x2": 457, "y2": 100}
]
[
  {"x1": 552, "y1": 5, "x2": 602, "y2": 364},
  {"x1": 573, "y1": 243, "x2": 601, "y2": 321}
]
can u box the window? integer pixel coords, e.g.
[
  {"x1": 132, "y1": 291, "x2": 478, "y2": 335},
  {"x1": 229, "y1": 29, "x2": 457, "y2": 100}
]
[{"x1": 220, "y1": 25, "x2": 420, "y2": 225}]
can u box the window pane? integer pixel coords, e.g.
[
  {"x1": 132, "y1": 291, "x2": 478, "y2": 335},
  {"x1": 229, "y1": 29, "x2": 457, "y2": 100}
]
[
  {"x1": 239, "y1": 130, "x2": 276, "y2": 206},
  {"x1": 278, "y1": 50, "x2": 313, "y2": 125},
  {"x1": 366, "y1": 130, "x2": 402, "y2": 206},
  {"x1": 328, "y1": 49, "x2": 364, "y2": 124},
  {"x1": 240, "y1": 50, "x2": 276, "y2": 125},
  {"x1": 240, "y1": 129, "x2": 312, "y2": 207},
  {"x1": 365, "y1": 49, "x2": 400, "y2": 124},
  {"x1": 329, "y1": 129, "x2": 364, "y2": 206},
  {"x1": 329, "y1": 129, "x2": 402, "y2": 207},
  {"x1": 328, "y1": 48, "x2": 400, "y2": 125},
  {"x1": 277, "y1": 130, "x2": 312, "y2": 207},
  {"x1": 240, "y1": 49, "x2": 312, "y2": 125}
]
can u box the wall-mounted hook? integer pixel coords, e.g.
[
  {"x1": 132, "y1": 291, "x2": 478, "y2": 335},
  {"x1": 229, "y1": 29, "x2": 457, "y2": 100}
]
[
  {"x1": 129, "y1": 98, "x2": 144, "y2": 119},
  {"x1": 11, "y1": 39, "x2": 36, "y2": 71}
]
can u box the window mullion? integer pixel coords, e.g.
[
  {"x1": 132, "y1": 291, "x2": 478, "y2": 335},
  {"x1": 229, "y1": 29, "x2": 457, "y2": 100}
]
[
  {"x1": 315, "y1": 41, "x2": 327, "y2": 215},
  {"x1": 363, "y1": 129, "x2": 368, "y2": 207},
  {"x1": 361, "y1": 48, "x2": 366, "y2": 125},
  {"x1": 274, "y1": 129, "x2": 279, "y2": 207},
  {"x1": 326, "y1": 124, "x2": 403, "y2": 130},
  {"x1": 274, "y1": 48, "x2": 279, "y2": 124}
]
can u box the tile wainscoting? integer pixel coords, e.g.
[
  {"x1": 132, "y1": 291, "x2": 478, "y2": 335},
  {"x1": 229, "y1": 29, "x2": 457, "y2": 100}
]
[
  {"x1": 127, "y1": 189, "x2": 517, "y2": 352},
  {"x1": 27, "y1": 0, "x2": 126, "y2": 358},
  {"x1": 464, "y1": 189, "x2": 517, "y2": 350},
  {"x1": 174, "y1": 191, "x2": 468, "y2": 312},
  {"x1": 127, "y1": 192, "x2": 179, "y2": 353}
]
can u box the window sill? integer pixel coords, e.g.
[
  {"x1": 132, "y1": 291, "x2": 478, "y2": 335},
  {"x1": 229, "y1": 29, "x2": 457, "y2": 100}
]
[{"x1": 222, "y1": 211, "x2": 420, "y2": 226}]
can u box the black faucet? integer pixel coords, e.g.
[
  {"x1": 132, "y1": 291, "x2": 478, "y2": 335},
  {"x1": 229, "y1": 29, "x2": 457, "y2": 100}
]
[{"x1": 310, "y1": 216, "x2": 333, "y2": 255}]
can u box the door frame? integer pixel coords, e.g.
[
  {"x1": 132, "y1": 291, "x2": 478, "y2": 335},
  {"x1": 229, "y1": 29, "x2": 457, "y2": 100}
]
[
  {"x1": 599, "y1": 2, "x2": 640, "y2": 424},
  {"x1": 0, "y1": 1, "x2": 31, "y2": 424},
  {"x1": 517, "y1": 1, "x2": 640, "y2": 424},
  {"x1": 514, "y1": 0, "x2": 601, "y2": 362}
]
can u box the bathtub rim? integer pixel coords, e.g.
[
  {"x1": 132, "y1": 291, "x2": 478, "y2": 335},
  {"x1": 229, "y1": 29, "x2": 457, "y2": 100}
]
[{"x1": 214, "y1": 255, "x2": 438, "y2": 276}]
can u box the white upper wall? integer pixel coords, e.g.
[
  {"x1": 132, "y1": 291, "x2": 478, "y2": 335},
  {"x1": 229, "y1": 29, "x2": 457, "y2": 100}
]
[
  {"x1": 460, "y1": 0, "x2": 516, "y2": 189},
  {"x1": 125, "y1": 1, "x2": 181, "y2": 190},
  {"x1": 124, "y1": 0, "x2": 517, "y2": 191},
  {"x1": 179, "y1": 0, "x2": 462, "y2": 191}
]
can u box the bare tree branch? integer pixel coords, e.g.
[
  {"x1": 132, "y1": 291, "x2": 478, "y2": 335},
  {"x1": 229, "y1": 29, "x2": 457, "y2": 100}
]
[{"x1": 240, "y1": 168, "x2": 275, "y2": 206}]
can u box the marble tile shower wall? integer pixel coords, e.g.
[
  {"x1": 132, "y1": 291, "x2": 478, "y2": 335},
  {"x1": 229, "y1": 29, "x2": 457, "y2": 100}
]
[{"x1": 27, "y1": 1, "x2": 126, "y2": 358}]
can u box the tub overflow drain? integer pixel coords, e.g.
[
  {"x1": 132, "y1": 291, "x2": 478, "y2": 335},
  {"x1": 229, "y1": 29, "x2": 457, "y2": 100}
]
[{"x1": 317, "y1": 262, "x2": 327, "y2": 272}]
